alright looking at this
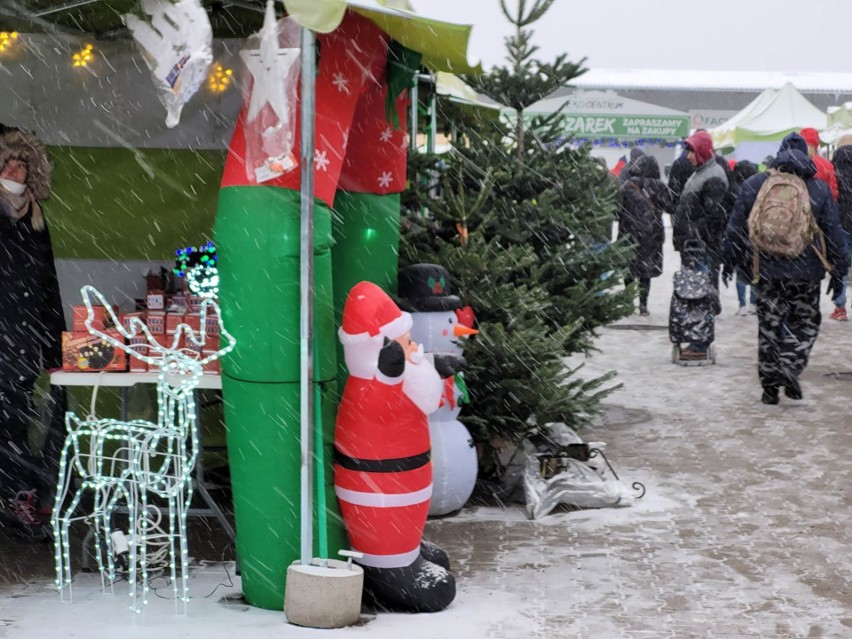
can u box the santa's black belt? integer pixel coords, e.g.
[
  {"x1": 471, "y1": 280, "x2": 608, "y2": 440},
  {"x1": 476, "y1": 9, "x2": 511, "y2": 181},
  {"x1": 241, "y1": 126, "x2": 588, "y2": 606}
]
[{"x1": 333, "y1": 448, "x2": 431, "y2": 473}]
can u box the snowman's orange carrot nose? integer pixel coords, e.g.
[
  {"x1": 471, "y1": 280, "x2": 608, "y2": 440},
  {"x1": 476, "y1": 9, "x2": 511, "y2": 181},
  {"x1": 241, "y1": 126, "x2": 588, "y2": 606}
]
[{"x1": 454, "y1": 324, "x2": 478, "y2": 337}]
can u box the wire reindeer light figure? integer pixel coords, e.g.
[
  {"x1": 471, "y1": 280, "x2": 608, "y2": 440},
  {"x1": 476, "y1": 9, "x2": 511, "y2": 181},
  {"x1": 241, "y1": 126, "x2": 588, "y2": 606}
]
[{"x1": 52, "y1": 285, "x2": 235, "y2": 613}]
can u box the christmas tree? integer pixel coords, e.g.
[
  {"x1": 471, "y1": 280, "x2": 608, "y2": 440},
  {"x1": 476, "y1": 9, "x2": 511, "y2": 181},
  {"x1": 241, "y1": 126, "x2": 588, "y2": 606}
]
[{"x1": 400, "y1": 0, "x2": 635, "y2": 477}]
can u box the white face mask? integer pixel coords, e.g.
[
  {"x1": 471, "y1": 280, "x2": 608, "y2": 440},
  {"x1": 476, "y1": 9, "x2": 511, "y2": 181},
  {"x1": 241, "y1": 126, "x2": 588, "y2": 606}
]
[{"x1": 0, "y1": 178, "x2": 26, "y2": 196}]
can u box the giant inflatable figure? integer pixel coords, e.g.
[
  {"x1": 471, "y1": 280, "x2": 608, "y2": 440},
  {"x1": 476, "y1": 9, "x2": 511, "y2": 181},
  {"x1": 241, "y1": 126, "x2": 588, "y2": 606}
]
[
  {"x1": 214, "y1": 10, "x2": 418, "y2": 609},
  {"x1": 334, "y1": 281, "x2": 455, "y2": 612}
]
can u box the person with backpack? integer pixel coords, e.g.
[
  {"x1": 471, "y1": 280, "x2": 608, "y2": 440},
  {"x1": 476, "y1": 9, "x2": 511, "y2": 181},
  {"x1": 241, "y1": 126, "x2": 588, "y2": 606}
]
[
  {"x1": 617, "y1": 155, "x2": 672, "y2": 316},
  {"x1": 723, "y1": 132, "x2": 848, "y2": 404}
]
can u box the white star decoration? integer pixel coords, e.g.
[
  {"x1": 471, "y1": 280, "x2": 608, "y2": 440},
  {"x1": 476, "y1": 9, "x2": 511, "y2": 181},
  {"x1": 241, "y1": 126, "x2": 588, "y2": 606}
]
[
  {"x1": 315, "y1": 149, "x2": 330, "y2": 172},
  {"x1": 240, "y1": 0, "x2": 299, "y2": 123},
  {"x1": 379, "y1": 127, "x2": 394, "y2": 143},
  {"x1": 332, "y1": 72, "x2": 350, "y2": 94},
  {"x1": 377, "y1": 171, "x2": 393, "y2": 188}
]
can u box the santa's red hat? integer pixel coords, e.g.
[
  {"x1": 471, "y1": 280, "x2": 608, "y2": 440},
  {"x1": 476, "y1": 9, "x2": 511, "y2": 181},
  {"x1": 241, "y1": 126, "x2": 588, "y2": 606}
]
[{"x1": 339, "y1": 281, "x2": 412, "y2": 345}]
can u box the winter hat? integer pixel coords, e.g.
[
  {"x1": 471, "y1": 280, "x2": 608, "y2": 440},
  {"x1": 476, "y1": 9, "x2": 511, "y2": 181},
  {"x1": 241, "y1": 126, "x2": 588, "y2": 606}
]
[
  {"x1": 397, "y1": 264, "x2": 461, "y2": 312},
  {"x1": 0, "y1": 128, "x2": 52, "y2": 200},
  {"x1": 339, "y1": 281, "x2": 412, "y2": 345},
  {"x1": 837, "y1": 135, "x2": 852, "y2": 148},
  {"x1": 683, "y1": 130, "x2": 715, "y2": 165},
  {"x1": 628, "y1": 147, "x2": 645, "y2": 161},
  {"x1": 799, "y1": 127, "x2": 821, "y2": 148}
]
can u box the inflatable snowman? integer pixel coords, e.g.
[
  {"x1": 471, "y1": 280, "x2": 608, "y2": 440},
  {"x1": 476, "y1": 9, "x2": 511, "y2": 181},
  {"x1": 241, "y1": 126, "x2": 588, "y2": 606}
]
[{"x1": 397, "y1": 264, "x2": 479, "y2": 516}]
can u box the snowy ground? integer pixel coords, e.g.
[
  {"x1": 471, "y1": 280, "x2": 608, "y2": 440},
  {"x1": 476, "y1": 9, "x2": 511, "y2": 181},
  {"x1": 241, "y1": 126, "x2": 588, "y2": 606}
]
[{"x1": 2, "y1": 230, "x2": 851, "y2": 638}]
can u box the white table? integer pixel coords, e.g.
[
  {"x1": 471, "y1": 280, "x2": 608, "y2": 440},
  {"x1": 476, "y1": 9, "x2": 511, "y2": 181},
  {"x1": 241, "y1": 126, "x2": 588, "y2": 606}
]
[{"x1": 49, "y1": 370, "x2": 235, "y2": 567}]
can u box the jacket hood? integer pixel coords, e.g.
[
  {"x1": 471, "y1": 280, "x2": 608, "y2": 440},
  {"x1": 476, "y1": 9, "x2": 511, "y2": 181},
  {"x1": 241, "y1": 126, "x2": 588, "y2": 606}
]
[
  {"x1": 731, "y1": 160, "x2": 758, "y2": 186},
  {"x1": 0, "y1": 129, "x2": 52, "y2": 200},
  {"x1": 627, "y1": 154, "x2": 661, "y2": 180},
  {"x1": 684, "y1": 130, "x2": 714, "y2": 165},
  {"x1": 833, "y1": 144, "x2": 852, "y2": 169},
  {"x1": 771, "y1": 132, "x2": 815, "y2": 178}
]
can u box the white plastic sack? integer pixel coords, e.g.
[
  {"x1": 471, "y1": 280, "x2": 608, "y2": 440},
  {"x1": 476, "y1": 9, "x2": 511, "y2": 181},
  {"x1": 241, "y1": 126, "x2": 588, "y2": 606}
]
[{"x1": 125, "y1": 0, "x2": 213, "y2": 128}]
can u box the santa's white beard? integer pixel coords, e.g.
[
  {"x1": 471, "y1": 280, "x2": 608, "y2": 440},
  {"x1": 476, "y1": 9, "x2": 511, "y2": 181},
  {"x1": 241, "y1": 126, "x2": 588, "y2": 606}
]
[{"x1": 402, "y1": 356, "x2": 442, "y2": 415}]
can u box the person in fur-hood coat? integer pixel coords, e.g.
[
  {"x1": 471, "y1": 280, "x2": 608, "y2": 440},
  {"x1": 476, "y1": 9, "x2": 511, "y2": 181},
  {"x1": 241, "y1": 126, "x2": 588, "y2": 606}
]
[{"x1": 0, "y1": 127, "x2": 66, "y2": 535}]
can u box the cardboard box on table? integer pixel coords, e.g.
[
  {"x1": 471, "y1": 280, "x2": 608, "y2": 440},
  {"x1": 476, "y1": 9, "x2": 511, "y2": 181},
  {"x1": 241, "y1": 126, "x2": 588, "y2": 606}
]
[{"x1": 61, "y1": 330, "x2": 128, "y2": 372}]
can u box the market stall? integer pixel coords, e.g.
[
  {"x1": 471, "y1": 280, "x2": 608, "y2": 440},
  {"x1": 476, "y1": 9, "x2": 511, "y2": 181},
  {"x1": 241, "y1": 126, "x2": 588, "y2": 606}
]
[
  {"x1": 522, "y1": 89, "x2": 691, "y2": 170},
  {"x1": 709, "y1": 82, "x2": 826, "y2": 162}
]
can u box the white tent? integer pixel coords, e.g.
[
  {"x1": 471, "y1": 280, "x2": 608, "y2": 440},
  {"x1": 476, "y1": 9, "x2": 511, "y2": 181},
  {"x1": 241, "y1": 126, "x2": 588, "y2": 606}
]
[
  {"x1": 821, "y1": 103, "x2": 852, "y2": 144},
  {"x1": 709, "y1": 83, "x2": 825, "y2": 161}
]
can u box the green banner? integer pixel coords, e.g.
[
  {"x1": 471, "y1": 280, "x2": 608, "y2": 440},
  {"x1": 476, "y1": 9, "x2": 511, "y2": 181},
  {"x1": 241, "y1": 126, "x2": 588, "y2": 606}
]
[{"x1": 562, "y1": 114, "x2": 690, "y2": 140}]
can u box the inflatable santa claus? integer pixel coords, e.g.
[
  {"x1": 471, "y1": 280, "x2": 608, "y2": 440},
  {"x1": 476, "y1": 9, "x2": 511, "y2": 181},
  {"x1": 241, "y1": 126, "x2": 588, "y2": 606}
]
[{"x1": 334, "y1": 281, "x2": 456, "y2": 612}]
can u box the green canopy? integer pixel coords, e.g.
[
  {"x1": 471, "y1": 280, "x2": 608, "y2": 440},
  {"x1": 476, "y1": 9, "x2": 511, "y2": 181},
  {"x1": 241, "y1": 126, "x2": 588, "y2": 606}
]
[{"x1": 284, "y1": 0, "x2": 480, "y2": 74}]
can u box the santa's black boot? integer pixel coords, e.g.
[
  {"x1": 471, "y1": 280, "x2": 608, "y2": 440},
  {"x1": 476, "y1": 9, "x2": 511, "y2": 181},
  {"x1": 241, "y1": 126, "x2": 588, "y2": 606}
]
[
  {"x1": 419, "y1": 540, "x2": 450, "y2": 570},
  {"x1": 361, "y1": 555, "x2": 456, "y2": 613}
]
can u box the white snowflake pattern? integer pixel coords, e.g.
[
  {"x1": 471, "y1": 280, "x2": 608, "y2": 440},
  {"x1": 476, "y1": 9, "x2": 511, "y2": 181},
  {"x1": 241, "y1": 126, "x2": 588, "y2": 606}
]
[
  {"x1": 379, "y1": 127, "x2": 394, "y2": 143},
  {"x1": 332, "y1": 72, "x2": 350, "y2": 95},
  {"x1": 314, "y1": 149, "x2": 330, "y2": 172},
  {"x1": 377, "y1": 171, "x2": 393, "y2": 188}
]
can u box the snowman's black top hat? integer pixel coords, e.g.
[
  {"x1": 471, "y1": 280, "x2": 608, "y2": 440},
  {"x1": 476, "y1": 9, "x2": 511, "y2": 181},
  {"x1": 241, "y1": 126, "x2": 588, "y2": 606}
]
[{"x1": 397, "y1": 264, "x2": 461, "y2": 312}]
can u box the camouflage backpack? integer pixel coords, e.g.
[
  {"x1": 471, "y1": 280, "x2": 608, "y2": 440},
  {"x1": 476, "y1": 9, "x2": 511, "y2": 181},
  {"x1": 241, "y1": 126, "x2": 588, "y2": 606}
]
[{"x1": 747, "y1": 169, "x2": 830, "y2": 281}]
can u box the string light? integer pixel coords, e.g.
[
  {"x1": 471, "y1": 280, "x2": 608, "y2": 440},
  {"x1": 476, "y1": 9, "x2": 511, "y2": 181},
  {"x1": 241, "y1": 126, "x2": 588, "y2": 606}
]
[
  {"x1": 174, "y1": 241, "x2": 219, "y2": 299},
  {"x1": 53, "y1": 285, "x2": 235, "y2": 613},
  {"x1": 72, "y1": 43, "x2": 94, "y2": 68},
  {"x1": 207, "y1": 64, "x2": 233, "y2": 94},
  {"x1": 0, "y1": 31, "x2": 18, "y2": 54}
]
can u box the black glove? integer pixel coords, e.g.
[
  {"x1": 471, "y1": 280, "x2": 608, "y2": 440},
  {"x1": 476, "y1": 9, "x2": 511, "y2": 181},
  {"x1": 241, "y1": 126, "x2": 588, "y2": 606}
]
[
  {"x1": 826, "y1": 274, "x2": 844, "y2": 299},
  {"x1": 432, "y1": 353, "x2": 467, "y2": 379},
  {"x1": 377, "y1": 338, "x2": 405, "y2": 379},
  {"x1": 721, "y1": 266, "x2": 732, "y2": 289}
]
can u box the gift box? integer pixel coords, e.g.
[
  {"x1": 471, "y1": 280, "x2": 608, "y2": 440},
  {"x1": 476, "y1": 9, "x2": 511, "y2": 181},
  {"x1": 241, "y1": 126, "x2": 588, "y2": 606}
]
[
  {"x1": 146, "y1": 311, "x2": 165, "y2": 335},
  {"x1": 146, "y1": 289, "x2": 165, "y2": 311},
  {"x1": 62, "y1": 330, "x2": 127, "y2": 372},
  {"x1": 202, "y1": 351, "x2": 221, "y2": 374},
  {"x1": 165, "y1": 312, "x2": 186, "y2": 334},
  {"x1": 204, "y1": 309, "x2": 220, "y2": 336},
  {"x1": 120, "y1": 312, "x2": 146, "y2": 334},
  {"x1": 128, "y1": 336, "x2": 149, "y2": 372},
  {"x1": 72, "y1": 305, "x2": 105, "y2": 332}
]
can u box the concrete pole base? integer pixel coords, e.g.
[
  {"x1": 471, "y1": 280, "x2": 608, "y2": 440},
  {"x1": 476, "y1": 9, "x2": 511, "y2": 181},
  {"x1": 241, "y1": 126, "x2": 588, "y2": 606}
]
[{"x1": 284, "y1": 559, "x2": 364, "y2": 628}]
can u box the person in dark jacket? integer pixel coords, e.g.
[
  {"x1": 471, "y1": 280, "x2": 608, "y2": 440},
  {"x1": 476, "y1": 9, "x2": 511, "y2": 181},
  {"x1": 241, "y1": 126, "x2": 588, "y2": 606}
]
[
  {"x1": 723, "y1": 132, "x2": 849, "y2": 404},
  {"x1": 0, "y1": 128, "x2": 66, "y2": 536},
  {"x1": 828, "y1": 135, "x2": 852, "y2": 320},
  {"x1": 618, "y1": 147, "x2": 645, "y2": 184},
  {"x1": 672, "y1": 130, "x2": 730, "y2": 297},
  {"x1": 728, "y1": 160, "x2": 760, "y2": 315},
  {"x1": 617, "y1": 155, "x2": 671, "y2": 315}
]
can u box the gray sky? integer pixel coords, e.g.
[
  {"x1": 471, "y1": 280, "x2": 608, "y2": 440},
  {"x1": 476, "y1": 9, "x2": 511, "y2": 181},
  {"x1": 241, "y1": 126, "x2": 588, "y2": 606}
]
[{"x1": 410, "y1": 0, "x2": 852, "y2": 74}]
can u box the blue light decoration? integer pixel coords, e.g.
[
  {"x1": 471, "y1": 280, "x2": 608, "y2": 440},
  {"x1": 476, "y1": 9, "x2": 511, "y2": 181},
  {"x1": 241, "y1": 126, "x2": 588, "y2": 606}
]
[
  {"x1": 52, "y1": 285, "x2": 236, "y2": 614},
  {"x1": 174, "y1": 241, "x2": 219, "y2": 299},
  {"x1": 570, "y1": 136, "x2": 681, "y2": 149}
]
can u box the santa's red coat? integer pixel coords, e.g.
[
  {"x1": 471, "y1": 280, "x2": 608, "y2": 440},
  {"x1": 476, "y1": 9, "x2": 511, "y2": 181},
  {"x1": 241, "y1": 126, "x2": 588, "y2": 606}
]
[{"x1": 334, "y1": 376, "x2": 432, "y2": 568}]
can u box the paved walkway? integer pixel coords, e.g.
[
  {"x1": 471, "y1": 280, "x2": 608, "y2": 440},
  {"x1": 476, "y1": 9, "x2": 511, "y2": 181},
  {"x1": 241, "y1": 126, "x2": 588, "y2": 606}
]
[{"x1": 2, "y1": 234, "x2": 851, "y2": 637}]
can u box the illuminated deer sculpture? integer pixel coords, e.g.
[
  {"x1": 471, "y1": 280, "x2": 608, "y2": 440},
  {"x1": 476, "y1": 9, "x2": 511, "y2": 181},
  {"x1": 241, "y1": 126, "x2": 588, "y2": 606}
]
[{"x1": 52, "y1": 285, "x2": 235, "y2": 613}]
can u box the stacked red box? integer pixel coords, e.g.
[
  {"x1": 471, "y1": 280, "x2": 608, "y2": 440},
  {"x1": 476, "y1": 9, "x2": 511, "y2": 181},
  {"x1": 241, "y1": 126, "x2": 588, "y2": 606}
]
[
  {"x1": 72, "y1": 305, "x2": 106, "y2": 332},
  {"x1": 128, "y1": 335, "x2": 149, "y2": 372},
  {"x1": 121, "y1": 311, "x2": 145, "y2": 334},
  {"x1": 165, "y1": 312, "x2": 185, "y2": 335},
  {"x1": 146, "y1": 311, "x2": 165, "y2": 335},
  {"x1": 202, "y1": 335, "x2": 221, "y2": 374}
]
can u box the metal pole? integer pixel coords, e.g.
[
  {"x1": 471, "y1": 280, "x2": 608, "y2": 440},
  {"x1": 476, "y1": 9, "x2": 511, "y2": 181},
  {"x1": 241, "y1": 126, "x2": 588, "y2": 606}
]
[
  {"x1": 428, "y1": 74, "x2": 437, "y2": 154},
  {"x1": 298, "y1": 26, "x2": 316, "y2": 568},
  {"x1": 409, "y1": 77, "x2": 419, "y2": 151}
]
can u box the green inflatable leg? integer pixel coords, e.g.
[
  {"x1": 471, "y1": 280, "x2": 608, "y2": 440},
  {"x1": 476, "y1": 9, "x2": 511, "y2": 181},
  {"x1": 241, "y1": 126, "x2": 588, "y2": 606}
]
[
  {"x1": 215, "y1": 186, "x2": 344, "y2": 610},
  {"x1": 331, "y1": 192, "x2": 401, "y2": 379}
]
